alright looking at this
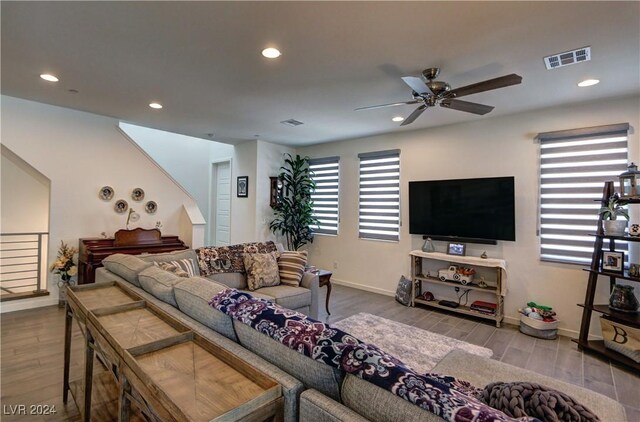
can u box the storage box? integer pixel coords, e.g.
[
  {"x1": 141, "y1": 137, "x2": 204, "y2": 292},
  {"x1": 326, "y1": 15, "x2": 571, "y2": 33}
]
[
  {"x1": 519, "y1": 314, "x2": 558, "y2": 340},
  {"x1": 600, "y1": 317, "x2": 640, "y2": 363}
]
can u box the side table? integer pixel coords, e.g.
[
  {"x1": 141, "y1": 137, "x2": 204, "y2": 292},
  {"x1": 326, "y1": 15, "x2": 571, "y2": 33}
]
[{"x1": 317, "y1": 270, "x2": 333, "y2": 315}]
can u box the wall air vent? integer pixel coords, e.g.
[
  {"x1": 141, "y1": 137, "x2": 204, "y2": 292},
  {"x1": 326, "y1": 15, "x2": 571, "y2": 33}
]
[
  {"x1": 280, "y1": 119, "x2": 304, "y2": 127},
  {"x1": 543, "y1": 46, "x2": 591, "y2": 70}
]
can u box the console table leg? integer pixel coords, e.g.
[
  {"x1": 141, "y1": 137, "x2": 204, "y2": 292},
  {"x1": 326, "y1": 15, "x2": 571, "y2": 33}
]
[
  {"x1": 62, "y1": 303, "x2": 72, "y2": 403},
  {"x1": 84, "y1": 330, "x2": 95, "y2": 422},
  {"x1": 119, "y1": 376, "x2": 131, "y2": 422}
]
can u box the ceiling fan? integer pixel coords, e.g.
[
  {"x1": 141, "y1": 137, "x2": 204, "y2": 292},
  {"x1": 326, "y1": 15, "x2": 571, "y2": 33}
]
[{"x1": 356, "y1": 68, "x2": 522, "y2": 126}]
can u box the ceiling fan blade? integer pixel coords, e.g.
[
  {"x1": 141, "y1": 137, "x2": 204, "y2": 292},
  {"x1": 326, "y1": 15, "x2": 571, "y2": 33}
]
[
  {"x1": 447, "y1": 74, "x2": 522, "y2": 98},
  {"x1": 441, "y1": 99, "x2": 494, "y2": 115},
  {"x1": 401, "y1": 76, "x2": 433, "y2": 96},
  {"x1": 355, "y1": 100, "x2": 419, "y2": 111},
  {"x1": 400, "y1": 105, "x2": 427, "y2": 126}
]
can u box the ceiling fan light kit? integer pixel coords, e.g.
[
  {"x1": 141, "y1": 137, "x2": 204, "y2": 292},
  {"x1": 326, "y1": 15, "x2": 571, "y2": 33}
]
[{"x1": 357, "y1": 67, "x2": 523, "y2": 126}]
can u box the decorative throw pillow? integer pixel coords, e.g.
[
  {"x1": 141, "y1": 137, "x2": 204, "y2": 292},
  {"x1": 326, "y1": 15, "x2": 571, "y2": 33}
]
[
  {"x1": 153, "y1": 259, "x2": 197, "y2": 278},
  {"x1": 243, "y1": 252, "x2": 280, "y2": 291},
  {"x1": 278, "y1": 251, "x2": 308, "y2": 287},
  {"x1": 155, "y1": 261, "x2": 189, "y2": 278}
]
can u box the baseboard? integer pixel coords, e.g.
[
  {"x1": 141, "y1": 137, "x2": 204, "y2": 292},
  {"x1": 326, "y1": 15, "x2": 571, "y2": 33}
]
[
  {"x1": 0, "y1": 296, "x2": 58, "y2": 314},
  {"x1": 331, "y1": 279, "x2": 602, "y2": 340},
  {"x1": 331, "y1": 277, "x2": 396, "y2": 297}
]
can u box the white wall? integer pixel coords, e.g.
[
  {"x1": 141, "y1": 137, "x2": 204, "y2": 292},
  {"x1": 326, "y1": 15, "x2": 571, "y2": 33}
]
[
  {"x1": 230, "y1": 141, "x2": 258, "y2": 243},
  {"x1": 0, "y1": 95, "x2": 200, "y2": 312},
  {"x1": 298, "y1": 95, "x2": 640, "y2": 337},
  {"x1": 120, "y1": 123, "x2": 233, "y2": 245},
  {"x1": 1, "y1": 145, "x2": 50, "y2": 233},
  {"x1": 256, "y1": 141, "x2": 296, "y2": 243}
]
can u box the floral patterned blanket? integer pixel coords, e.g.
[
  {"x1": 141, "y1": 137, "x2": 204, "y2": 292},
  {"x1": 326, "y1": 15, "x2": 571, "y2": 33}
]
[
  {"x1": 210, "y1": 289, "x2": 538, "y2": 422},
  {"x1": 196, "y1": 241, "x2": 278, "y2": 275}
]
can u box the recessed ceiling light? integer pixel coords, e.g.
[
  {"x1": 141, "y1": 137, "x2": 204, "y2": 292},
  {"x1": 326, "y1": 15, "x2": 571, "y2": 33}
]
[
  {"x1": 261, "y1": 47, "x2": 281, "y2": 59},
  {"x1": 40, "y1": 74, "x2": 59, "y2": 82},
  {"x1": 578, "y1": 79, "x2": 600, "y2": 87},
  {"x1": 149, "y1": 102, "x2": 163, "y2": 109},
  {"x1": 392, "y1": 116, "x2": 405, "y2": 122}
]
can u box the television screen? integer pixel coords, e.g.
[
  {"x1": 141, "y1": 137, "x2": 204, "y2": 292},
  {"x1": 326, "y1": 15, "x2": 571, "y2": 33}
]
[{"x1": 408, "y1": 177, "x2": 515, "y2": 243}]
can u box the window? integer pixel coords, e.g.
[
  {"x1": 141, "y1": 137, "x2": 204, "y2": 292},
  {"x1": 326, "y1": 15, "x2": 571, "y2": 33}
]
[
  {"x1": 538, "y1": 123, "x2": 629, "y2": 264},
  {"x1": 310, "y1": 156, "x2": 340, "y2": 236},
  {"x1": 358, "y1": 149, "x2": 401, "y2": 241}
]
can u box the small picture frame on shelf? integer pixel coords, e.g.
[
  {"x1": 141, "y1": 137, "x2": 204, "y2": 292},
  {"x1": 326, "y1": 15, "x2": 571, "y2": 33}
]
[
  {"x1": 602, "y1": 251, "x2": 624, "y2": 273},
  {"x1": 447, "y1": 242, "x2": 466, "y2": 256},
  {"x1": 628, "y1": 263, "x2": 640, "y2": 278}
]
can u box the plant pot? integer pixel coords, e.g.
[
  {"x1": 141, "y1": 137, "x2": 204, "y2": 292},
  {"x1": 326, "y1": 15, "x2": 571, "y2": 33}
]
[
  {"x1": 609, "y1": 284, "x2": 639, "y2": 313},
  {"x1": 603, "y1": 219, "x2": 627, "y2": 236}
]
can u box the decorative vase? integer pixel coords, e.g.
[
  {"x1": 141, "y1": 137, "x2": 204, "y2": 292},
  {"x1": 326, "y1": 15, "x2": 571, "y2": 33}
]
[
  {"x1": 57, "y1": 277, "x2": 75, "y2": 308},
  {"x1": 603, "y1": 219, "x2": 627, "y2": 236},
  {"x1": 609, "y1": 284, "x2": 639, "y2": 313},
  {"x1": 422, "y1": 237, "x2": 435, "y2": 253}
]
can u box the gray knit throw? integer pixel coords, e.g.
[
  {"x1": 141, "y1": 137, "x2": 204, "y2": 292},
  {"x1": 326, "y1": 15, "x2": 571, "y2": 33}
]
[{"x1": 479, "y1": 382, "x2": 600, "y2": 422}]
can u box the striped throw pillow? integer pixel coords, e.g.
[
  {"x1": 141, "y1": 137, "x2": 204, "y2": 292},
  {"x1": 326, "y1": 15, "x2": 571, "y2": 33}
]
[
  {"x1": 154, "y1": 259, "x2": 198, "y2": 278},
  {"x1": 278, "y1": 251, "x2": 308, "y2": 287}
]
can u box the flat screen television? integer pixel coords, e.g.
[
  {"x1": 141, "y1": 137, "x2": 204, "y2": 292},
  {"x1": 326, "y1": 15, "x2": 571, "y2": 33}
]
[{"x1": 408, "y1": 176, "x2": 515, "y2": 244}]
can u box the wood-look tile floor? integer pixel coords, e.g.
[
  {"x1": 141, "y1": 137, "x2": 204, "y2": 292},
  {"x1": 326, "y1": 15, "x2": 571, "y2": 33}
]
[{"x1": 2, "y1": 285, "x2": 639, "y2": 421}]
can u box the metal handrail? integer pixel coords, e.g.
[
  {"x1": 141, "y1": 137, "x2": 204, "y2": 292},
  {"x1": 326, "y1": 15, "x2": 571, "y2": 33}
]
[{"x1": 0, "y1": 232, "x2": 49, "y2": 298}]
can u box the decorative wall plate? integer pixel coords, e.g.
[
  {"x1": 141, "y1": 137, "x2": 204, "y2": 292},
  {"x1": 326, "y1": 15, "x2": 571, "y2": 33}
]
[
  {"x1": 99, "y1": 186, "x2": 114, "y2": 201},
  {"x1": 145, "y1": 201, "x2": 157, "y2": 214},
  {"x1": 114, "y1": 199, "x2": 128, "y2": 214},
  {"x1": 131, "y1": 188, "x2": 145, "y2": 202}
]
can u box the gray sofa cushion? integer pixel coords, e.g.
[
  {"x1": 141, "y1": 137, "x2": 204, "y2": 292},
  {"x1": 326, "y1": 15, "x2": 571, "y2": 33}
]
[
  {"x1": 207, "y1": 272, "x2": 247, "y2": 289},
  {"x1": 102, "y1": 254, "x2": 152, "y2": 287},
  {"x1": 433, "y1": 350, "x2": 626, "y2": 422},
  {"x1": 253, "y1": 285, "x2": 311, "y2": 310},
  {"x1": 173, "y1": 277, "x2": 238, "y2": 342},
  {"x1": 233, "y1": 320, "x2": 344, "y2": 401},
  {"x1": 138, "y1": 249, "x2": 200, "y2": 277},
  {"x1": 137, "y1": 266, "x2": 182, "y2": 307}
]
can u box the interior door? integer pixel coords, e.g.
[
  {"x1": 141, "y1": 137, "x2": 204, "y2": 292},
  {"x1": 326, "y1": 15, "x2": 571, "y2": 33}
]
[{"x1": 214, "y1": 161, "x2": 231, "y2": 246}]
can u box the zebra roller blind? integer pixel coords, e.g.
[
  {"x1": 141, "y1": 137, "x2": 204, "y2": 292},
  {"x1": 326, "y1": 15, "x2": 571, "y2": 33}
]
[
  {"x1": 310, "y1": 157, "x2": 340, "y2": 236},
  {"x1": 538, "y1": 123, "x2": 629, "y2": 264},
  {"x1": 358, "y1": 149, "x2": 401, "y2": 241}
]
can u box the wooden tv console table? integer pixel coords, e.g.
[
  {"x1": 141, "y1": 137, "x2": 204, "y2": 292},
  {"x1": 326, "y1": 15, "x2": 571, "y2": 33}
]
[
  {"x1": 410, "y1": 250, "x2": 506, "y2": 327},
  {"x1": 64, "y1": 281, "x2": 283, "y2": 421}
]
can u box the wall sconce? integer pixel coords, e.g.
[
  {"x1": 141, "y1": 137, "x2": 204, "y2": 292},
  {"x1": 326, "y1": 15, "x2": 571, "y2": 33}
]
[
  {"x1": 270, "y1": 177, "x2": 283, "y2": 208},
  {"x1": 619, "y1": 162, "x2": 640, "y2": 199}
]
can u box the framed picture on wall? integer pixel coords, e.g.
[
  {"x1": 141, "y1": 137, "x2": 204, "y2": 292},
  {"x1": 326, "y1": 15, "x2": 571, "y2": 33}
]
[{"x1": 237, "y1": 176, "x2": 249, "y2": 198}]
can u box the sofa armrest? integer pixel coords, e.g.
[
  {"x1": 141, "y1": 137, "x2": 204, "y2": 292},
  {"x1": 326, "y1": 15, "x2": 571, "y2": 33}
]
[
  {"x1": 300, "y1": 389, "x2": 370, "y2": 422},
  {"x1": 300, "y1": 272, "x2": 319, "y2": 319}
]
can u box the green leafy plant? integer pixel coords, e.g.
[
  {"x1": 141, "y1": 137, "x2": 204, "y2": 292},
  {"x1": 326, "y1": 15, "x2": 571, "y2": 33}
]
[
  {"x1": 269, "y1": 154, "x2": 319, "y2": 251},
  {"x1": 600, "y1": 194, "x2": 629, "y2": 221}
]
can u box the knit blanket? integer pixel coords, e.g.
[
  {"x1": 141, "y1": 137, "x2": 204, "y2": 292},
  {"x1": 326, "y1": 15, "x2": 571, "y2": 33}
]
[
  {"x1": 196, "y1": 241, "x2": 278, "y2": 275},
  {"x1": 210, "y1": 289, "x2": 538, "y2": 422}
]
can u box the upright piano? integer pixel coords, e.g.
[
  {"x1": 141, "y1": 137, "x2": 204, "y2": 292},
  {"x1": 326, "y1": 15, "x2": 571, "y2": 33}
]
[{"x1": 78, "y1": 228, "x2": 188, "y2": 284}]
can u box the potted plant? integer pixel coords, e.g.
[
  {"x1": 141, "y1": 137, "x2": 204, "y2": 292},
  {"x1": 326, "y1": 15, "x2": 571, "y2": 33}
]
[
  {"x1": 269, "y1": 154, "x2": 319, "y2": 251},
  {"x1": 50, "y1": 240, "x2": 78, "y2": 307},
  {"x1": 600, "y1": 194, "x2": 629, "y2": 236}
]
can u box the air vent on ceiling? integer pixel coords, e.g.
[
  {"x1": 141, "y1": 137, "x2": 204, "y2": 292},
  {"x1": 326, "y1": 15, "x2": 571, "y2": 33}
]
[
  {"x1": 543, "y1": 46, "x2": 591, "y2": 70},
  {"x1": 280, "y1": 119, "x2": 304, "y2": 127}
]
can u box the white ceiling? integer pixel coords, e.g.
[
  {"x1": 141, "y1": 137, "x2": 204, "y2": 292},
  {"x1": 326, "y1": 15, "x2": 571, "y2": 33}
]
[{"x1": 2, "y1": 2, "x2": 639, "y2": 146}]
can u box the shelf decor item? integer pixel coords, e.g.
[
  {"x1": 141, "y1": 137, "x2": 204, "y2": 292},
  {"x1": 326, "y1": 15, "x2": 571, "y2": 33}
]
[
  {"x1": 629, "y1": 223, "x2": 640, "y2": 237},
  {"x1": 619, "y1": 162, "x2": 640, "y2": 199},
  {"x1": 599, "y1": 194, "x2": 629, "y2": 236},
  {"x1": 600, "y1": 317, "x2": 640, "y2": 363},
  {"x1": 422, "y1": 237, "x2": 435, "y2": 253},
  {"x1": 602, "y1": 251, "x2": 624, "y2": 273},
  {"x1": 609, "y1": 284, "x2": 639, "y2": 313},
  {"x1": 447, "y1": 242, "x2": 466, "y2": 256}
]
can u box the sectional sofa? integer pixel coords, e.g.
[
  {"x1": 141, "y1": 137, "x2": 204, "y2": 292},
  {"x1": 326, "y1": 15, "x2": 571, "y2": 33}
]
[{"x1": 96, "y1": 248, "x2": 626, "y2": 422}]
